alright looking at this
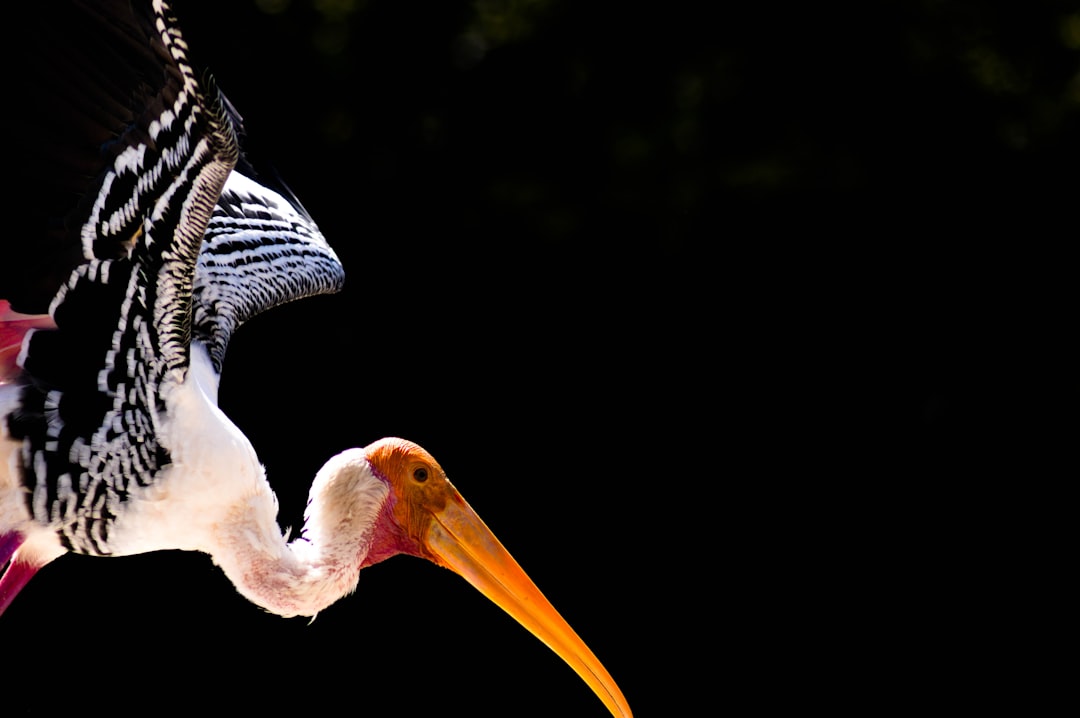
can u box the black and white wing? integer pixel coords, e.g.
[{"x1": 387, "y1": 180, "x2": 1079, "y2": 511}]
[
  {"x1": 195, "y1": 169, "x2": 345, "y2": 374},
  {"x1": 2, "y1": 0, "x2": 343, "y2": 556}
]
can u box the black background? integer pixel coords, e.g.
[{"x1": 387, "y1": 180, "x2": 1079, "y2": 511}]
[{"x1": 6, "y1": 1, "x2": 1077, "y2": 715}]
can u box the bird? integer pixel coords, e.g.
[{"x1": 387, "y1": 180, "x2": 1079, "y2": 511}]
[{"x1": 0, "y1": 2, "x2": 632, "y2": 716}]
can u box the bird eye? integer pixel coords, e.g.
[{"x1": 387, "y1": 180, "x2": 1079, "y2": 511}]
[{"x1": 413, "y1": 467, "x2": 428, "y2": 482}]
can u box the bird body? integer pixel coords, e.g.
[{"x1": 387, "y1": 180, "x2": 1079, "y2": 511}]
[{"x1": 0, "y1": 2, "x2": 631, "y2": 716}]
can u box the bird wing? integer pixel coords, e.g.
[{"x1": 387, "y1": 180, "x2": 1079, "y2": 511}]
[
  {"x1": 3, "y1": 0, "x2": 342, "y2": 555},
  {"x1": 194, "y1": 168, "x2": 345, "y2": 374}
]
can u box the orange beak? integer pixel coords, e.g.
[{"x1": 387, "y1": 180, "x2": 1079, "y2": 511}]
[{"x1": 425, "y1": 491, "x2": 633, "y2": 718}]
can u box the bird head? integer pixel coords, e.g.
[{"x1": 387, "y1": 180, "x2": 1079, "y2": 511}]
[{"x1": 359, "y1": 437, "x2": 633, "y2": 718}]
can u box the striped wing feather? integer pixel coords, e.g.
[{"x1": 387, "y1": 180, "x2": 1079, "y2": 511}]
[{"x1": 2, "y1": 0, "x2": 343, "y2": 555}]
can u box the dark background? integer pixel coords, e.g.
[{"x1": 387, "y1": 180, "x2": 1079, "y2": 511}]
[{"x1": 6, "y1": 1, "x2": 1077, "y2": 715}]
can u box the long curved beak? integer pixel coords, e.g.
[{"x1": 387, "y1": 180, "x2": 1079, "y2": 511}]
[{"x1": 425, "y1": 491, "x2": 633, "y2": 718}]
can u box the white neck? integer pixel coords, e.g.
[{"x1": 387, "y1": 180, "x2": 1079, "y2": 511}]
[
  {"x1": 211, "y1": 449, "x2": 390, "y2": 618},
  {"x1": 138, "y1": 345, "x2": 393, "y2": 618}
]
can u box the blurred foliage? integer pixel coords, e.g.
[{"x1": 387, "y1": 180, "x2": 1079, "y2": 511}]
[{"x1": 182, "y1": 0, "x2": 1079, "y2": 269}]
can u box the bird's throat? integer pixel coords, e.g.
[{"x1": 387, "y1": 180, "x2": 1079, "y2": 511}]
[{"x1": 212, "y1": 450, "x2": 392, "y2": 618}]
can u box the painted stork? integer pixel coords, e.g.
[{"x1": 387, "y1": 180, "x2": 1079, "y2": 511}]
[{"x1": 0, "y1": 2, "x2": 632, "y2": 716}]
